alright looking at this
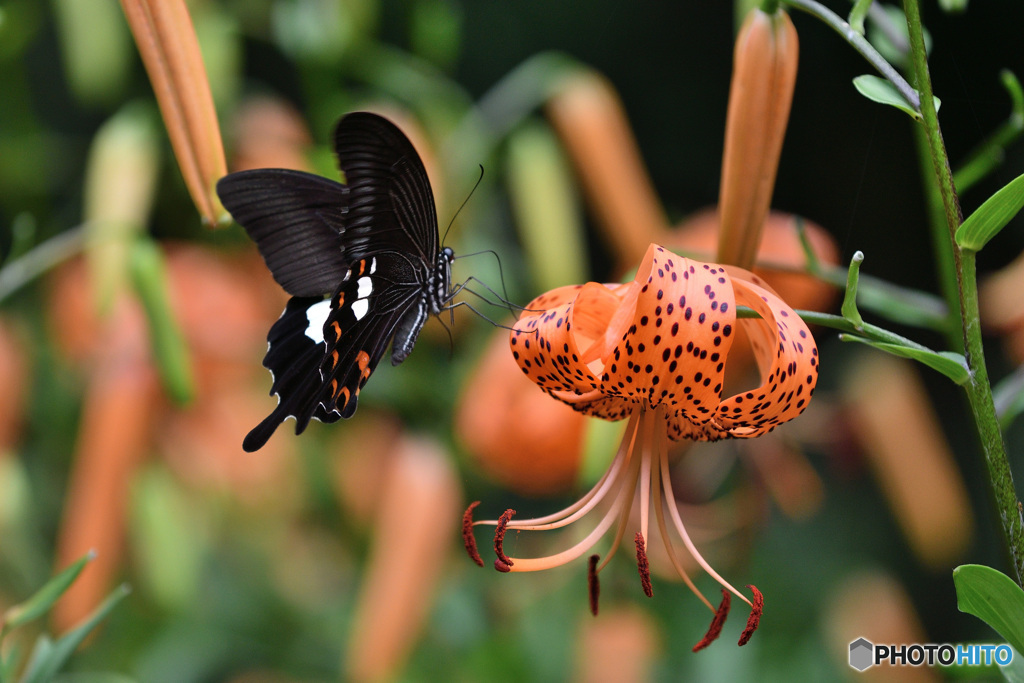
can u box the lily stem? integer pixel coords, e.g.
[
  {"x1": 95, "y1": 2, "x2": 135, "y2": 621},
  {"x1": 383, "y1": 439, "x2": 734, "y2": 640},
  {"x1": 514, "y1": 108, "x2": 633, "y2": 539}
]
[{"x1": 904, "y1": 0, "x2": 1024, "y2": 585}]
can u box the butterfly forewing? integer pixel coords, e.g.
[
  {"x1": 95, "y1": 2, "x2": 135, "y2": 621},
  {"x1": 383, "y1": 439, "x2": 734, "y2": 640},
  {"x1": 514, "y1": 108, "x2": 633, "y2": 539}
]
[
  {"x1": 332, "y1": 113, "x2": 439, "y2": 263},
  {"x1": 216, "y1": 170, "x2": 350, "y2": 297}
]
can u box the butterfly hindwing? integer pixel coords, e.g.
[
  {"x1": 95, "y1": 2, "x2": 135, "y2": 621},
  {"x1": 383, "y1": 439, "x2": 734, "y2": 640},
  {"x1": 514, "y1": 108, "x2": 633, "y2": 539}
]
[
  {"x1": 317, "y1": 255, "x2": 424, "y2": 418},
  {"x1": 242, "y1": 296, "x2": 343, "y2": 452}
]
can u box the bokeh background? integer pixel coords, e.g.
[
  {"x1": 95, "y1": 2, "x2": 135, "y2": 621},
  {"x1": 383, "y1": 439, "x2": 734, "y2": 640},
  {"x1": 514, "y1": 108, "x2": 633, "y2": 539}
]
[{"x1": 2, "y1": 0, "x2": 1024, "y2": 681}]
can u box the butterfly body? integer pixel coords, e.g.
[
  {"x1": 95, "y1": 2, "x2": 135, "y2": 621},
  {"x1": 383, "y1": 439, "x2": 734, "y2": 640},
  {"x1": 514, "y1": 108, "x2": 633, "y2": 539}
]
[{"x1": 216, "y1": 112, "x2": 452, "y2": 452}]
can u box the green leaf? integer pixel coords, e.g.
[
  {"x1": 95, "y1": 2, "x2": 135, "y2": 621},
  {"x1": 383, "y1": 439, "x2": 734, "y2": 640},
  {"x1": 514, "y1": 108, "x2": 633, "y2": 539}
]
[
  {"x1": 953, "y1": 564, "x2": 1024, "y2": 654},
  {"x1": 19, "y1": 584, "x2": 130, "y2": 683},
  {"x1": 52, "y1": 673, "x2": 138, "y2": 683},
  {"x1": 841, "y1": 251, "x2": 865, "y2": 328},
  {"x1": 993, "y1": 366, "x2": 1024, "y2": 429},
  {"x1": 866, "y1": 5, "x2": 931, "y2": 68},
  {"x1": 848, "y1": 0, "x2": 872, "y2": 34},
  {"x1": 128, "y1": 238, "x2": 194, "y2": 405},
  {"x1": 853, "y1": 74, "x2": 939, "y2": 121},
  {"x1": 1001, "y1": 646, "x2": 1024, "y2": 683},
  {"x1": 839, "y1": 335, "x2": 970, "y2": 384},
  {"x1": 955, "y1": 172, "x2": 1024, "y2": 251},
  {"x1": 507, "y1": 121, "x2": 587, "y2": 291},
  {"x1": 938, "y1": 0, "x2": 968, "y2": 13},
  {"x1": 1, "y1": 552, "x2": 94, "y2": 638},
  {"x1": 580, "y1": 417, "x2": 627, "y2": 487}
]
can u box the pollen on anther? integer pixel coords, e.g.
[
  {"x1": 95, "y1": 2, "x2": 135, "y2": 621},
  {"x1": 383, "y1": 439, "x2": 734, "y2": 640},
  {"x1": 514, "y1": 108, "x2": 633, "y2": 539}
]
[
  {"x1": 462, "y1": 501, "x2": 484, "y2": 567},
  {"x1": 737, "y1": 585, "x2": 763, "y2": 646},
  {"x1": 588, "y1": 554, "x2": 600, "y2": 616},
  {"x1": 634, "y1": 532, "x2": 653, "y2": 598},
  {"x1": 692, "y1": 589, "x2": 731, "y2": 652},
  {"x1": 494, "y1": 508, "x2": 516, "y2": 570}
]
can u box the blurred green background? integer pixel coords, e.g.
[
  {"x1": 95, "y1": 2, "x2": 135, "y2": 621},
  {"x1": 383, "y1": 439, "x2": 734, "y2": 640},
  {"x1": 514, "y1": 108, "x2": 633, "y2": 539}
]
[{"x1": 2, "y1": 0, "x2": 1024, "y2": 681}]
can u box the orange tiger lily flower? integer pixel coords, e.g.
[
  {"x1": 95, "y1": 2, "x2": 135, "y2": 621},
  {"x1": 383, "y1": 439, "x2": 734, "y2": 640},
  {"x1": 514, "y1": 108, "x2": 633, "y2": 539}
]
[{"x1": 464, "y1": 243, "x2": 819, "y2": 650}]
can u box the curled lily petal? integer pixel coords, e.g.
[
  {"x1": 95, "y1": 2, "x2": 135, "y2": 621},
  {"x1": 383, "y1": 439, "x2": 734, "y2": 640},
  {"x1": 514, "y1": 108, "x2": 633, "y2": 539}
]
[
  {"x1": 711, "y1": 270, "x2": 819, "y2": 437},
  {"x1": 511, "y1": 244, "x2": 817, "y2": 441}
]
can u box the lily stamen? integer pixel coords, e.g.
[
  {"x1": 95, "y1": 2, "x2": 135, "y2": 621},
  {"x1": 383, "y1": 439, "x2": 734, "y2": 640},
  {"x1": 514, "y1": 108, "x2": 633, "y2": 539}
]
[{"x1": 693, "y1": 590, "x2": 732, "y2": 652}]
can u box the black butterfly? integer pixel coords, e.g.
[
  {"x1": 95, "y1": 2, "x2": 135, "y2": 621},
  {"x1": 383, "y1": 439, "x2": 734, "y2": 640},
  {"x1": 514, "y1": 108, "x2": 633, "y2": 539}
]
[{"x1": 217, "y1": 112, "x2": 454, "y2": 452}]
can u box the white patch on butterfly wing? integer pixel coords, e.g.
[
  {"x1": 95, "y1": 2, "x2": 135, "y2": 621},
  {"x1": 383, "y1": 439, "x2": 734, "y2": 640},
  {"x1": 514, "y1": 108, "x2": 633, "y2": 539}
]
[
  {"x1": 356, "y1": 276, "x2": 373, "y2": 299},
  {"x1": 370, "y1": 257, "x2": 377, "y2": 274},
  {"x1": 304, "y1": 299, "x2": 332, "y2": 343},
  {"x1": 351, "y1": 298, "x2": 369, "y2": 320}
]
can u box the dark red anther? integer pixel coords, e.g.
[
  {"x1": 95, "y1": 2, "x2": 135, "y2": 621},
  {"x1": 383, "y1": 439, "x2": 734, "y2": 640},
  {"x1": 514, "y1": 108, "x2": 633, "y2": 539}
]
[
  {"x1": 634, "y1": 532, "x2": 653, "y2": 598},
  {"x1": 494, "y1": 558, "x2": 512, "y2": 573},
  {"x1": 494, "y1": 508, "x2": 516, "y2": 569},
  {"x1": 692, "y1": 589, "x2": 731, "y2": 652},
  {"x1": 587, "y1": 554, "x2": 600, "y2": 616},
  {"x1": 737, "y1": 584, "x2": 763, "y2": 646},
  {"x1": 462, "y1": 501, "x2": 484, "y2": 567}
]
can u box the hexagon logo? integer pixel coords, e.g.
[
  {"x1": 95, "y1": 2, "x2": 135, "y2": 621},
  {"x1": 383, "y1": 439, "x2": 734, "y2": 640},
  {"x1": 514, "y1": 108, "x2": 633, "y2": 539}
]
[{"x1": 849, "y1": 638, "x2": 874, "y2": 671}]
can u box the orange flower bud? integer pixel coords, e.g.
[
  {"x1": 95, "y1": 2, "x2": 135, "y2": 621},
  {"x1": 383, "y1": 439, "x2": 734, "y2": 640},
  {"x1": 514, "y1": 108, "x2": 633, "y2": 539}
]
[
  {"x1": 456, "y1": 329, "x2": 585, "y2": 495},
  {"x1": 121, "y1": 0, "x2": 228, "y2": 225},
  {"x1": 547, "y1": 71, "x2": 668, "y2": 268},
  {"x1": 717, "y1": 8, "x2": 799, "y2": 269}
]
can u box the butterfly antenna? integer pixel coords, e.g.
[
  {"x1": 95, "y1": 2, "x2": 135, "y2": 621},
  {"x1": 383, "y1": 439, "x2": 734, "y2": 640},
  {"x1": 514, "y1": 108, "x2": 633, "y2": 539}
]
[{"x1": 441, "y1": 165, "x2": 485, "y2": 248}]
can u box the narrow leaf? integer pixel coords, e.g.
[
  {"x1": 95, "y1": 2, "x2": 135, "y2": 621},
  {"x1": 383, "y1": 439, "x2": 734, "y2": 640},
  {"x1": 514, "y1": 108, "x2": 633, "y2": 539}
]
[
  {"x1": 1, "y1": 552, "x2": 95, "y2": 637},
  {"x1": 839, "y1": 335, "x2": 970, "y2": 384},
  {"x1": 128, "y1": 239, "x2": 194, "y2": 405},
  {"x1": 20, "y1": 584, "x2": 131, "y2": 683},
  {"x1": 853, "y1": 74, "x2": 940, "y2": 120},
  {"x1": 993, "y1": 365, "x2": 1024, "y2": 429},
  {"x1": 507, "y1": 121, "x2": 587, "y2": 291},
  {"x1": 938, "y1": 0, "x2": 968, "y2": 13},
  {"x1": 841, "y1": 251, "x2": 865, "y2": 328},
  {"x1": 955, "y1": 172, "x2": 1024, "y2": 251},
  {"x1": 1001, "y1": 646, "x2": 1024, "y2": 683},
  {"x1": 953, "y1": 564, "x2": 1024, "y2": 654}
]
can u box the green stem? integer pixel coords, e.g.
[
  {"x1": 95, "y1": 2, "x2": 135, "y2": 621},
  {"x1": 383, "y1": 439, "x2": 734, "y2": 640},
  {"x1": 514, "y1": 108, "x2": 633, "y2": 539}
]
[
  {"x1": 782, "y1": 0, "x2": 920, "y2": 110},
  {"x1": 904, "y1": 0, "x2": 1024, "y2": 585},
  {"x1": 0, "y1": 226, "x2": 85, "y2": 304},
  {"x1": 738, "y1": 305, "x2": 941, "y2": 353},
  {"x1": 913, "y1": 123, "x2": 962, "y2": 349}
]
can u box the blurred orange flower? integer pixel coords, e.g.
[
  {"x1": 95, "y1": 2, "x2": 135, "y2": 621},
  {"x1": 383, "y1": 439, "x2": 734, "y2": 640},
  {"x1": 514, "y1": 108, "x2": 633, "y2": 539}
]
[
  {"x1": 456, "y1": 327, "x2": 586, "y2": 495},
  {"x1": 466, "y1": 243, "x2": 819, "y2": 650},
  {"x1": 48, "y1": 244, "x2": 292, "y2": 629}
]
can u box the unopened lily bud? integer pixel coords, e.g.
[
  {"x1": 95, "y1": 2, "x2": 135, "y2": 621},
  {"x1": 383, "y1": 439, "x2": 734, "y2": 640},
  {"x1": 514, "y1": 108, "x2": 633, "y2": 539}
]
[
  {"x1": 547, "y1": 71, "x2": 668, "y2": 269},
  {"x1": 717, "y1": 7, "x2": 799, "y2": 269},
  {"x1": 121, "y1": 0, "x2": 228, "y2": 226}
]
